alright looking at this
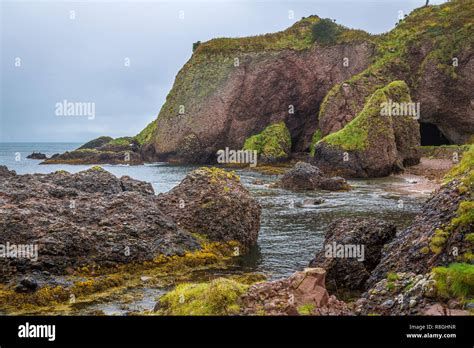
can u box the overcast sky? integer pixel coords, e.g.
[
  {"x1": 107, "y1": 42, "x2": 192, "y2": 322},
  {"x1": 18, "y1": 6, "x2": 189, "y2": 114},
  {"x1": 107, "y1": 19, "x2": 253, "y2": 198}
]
[{"x1": 0, "y1": 0, "x2": 447, "y2": 143}]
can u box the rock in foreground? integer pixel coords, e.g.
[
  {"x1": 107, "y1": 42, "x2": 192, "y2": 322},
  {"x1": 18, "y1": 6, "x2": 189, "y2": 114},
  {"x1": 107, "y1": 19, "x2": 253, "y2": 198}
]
[
  {"x1": 276, "y1": 162, "x2": 350, "y2": 191},
  {"x1": 157, "y1": 167, "x2": 261, "y2": 250},
  {"x1": 366, "y1": 146, "x2": 473, "y2": 287},
  {"x1": 0, "y1": 166, "x2": 201, "y2": 279},
  {"x1": 240, "y1": 268, "x2": 351, "y2": 315},
  {"x1": 309, "y1": 218, "x2": 397, "y2": 291}
]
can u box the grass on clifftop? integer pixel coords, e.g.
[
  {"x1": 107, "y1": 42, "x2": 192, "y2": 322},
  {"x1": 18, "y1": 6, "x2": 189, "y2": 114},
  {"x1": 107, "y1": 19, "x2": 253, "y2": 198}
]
[
  {"x1": 156, "y1": 278, "x2": 248, "y2": 315},
  {"x1": 243, "y1": 121, "x2": 291, "y2": 161}
]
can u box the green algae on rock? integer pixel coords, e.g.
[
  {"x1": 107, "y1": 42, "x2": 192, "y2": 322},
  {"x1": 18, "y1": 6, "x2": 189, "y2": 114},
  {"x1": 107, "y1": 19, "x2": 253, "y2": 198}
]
[
  {"x1": 243, "y1": 121, "x2": 292, "y2": 163},
  {"x1": 0, "y1": 241, "x2": 241, "y2": 315},
  {"x1": 155, "y1": 278, "x2": 248, "y2": 315}
]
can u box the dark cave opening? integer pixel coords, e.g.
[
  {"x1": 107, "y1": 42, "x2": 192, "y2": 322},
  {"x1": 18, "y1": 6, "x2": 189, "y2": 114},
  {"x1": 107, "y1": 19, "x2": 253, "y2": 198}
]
[{"x1": 419, "y1": 122, "x2": 451, "y2": 146}]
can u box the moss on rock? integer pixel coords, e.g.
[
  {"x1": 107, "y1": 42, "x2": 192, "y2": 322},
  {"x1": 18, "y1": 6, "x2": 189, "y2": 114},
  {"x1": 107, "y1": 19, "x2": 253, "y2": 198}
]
[
  {"x1": 243, "y1": 121, "x2": 291, "y2": 162},
  {"x1": 322, "y1": 80, "x2": 411, "y2": 151},
  {"x1": 156, "y1": 277, "x2": 248, "y2": 315}
]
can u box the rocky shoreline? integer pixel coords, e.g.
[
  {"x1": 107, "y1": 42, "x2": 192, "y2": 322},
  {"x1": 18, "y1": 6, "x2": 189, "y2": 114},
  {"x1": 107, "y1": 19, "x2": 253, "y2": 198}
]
[{"x1": 0, "y1": 144, "x2": 472, "y2": 315}]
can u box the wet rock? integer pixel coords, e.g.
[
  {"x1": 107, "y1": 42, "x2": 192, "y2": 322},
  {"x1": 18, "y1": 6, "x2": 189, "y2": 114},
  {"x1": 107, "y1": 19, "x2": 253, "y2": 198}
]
[
  {"x1": 318, "y1": 176, "x2": 350, "y2": 191},
  {"x1": 276, "y1": 162, "x2": 350, "y2": 191},
  {"x1": 21, "y1": 277, "x2": 38, "y2": 291},
  {"x1": 15, "y1": 277, "x2": 38, "y2": 293},
  {"x1": 296, "y1": 198, "x2": 325, "y2": 207},
  {"x1": 156, "y1": 167, "x2": 261, "y2": 250},
  {"x1": 309, "y1": 218, "x2": 397, "y2": 291},
  {"x1": 26, "y1": 152, "x2": 48, "y2": 160},
  {"x1": 464, "y1": 302, "x2": 474, "y2": 310},
  {"x1": 0, "y1": 167, "x2": 201, "y2": 279}
]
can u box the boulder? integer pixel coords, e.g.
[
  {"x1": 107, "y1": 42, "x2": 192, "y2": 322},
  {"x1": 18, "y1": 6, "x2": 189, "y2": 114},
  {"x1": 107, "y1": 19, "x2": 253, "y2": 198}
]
[
  {"x1": 242, "y1": 122, "x2": 292, "y2": 163},
  {"x1": 312, "y1": 81, "x2": 421, "y2": 178},
  {"x1": 309, "y1": 218, "x2": 397, "y2": 290},
  {"x1": 240, "y1": 268, "x2": 351, "y2": 315},
  {"x1": 0, "y1": 167, "x2": 201, "y2": 279},
  {"x1": 355, "y1": 272, "x2": 438, "y2": 315},
  {"x1": 156, "y1": 167, "x2": 261, "y2": 250},
  {"x1": 276, "y1": 162, "x2": 350, "y2": 191}
]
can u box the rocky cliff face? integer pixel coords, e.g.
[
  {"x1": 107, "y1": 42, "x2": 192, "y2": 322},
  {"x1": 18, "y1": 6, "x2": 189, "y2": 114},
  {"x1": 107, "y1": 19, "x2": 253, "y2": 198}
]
[
  {"x1": 317, "y1": 0, "x2": 474, "y2": 144},
  {"x1": 137, "y1": 0, "x2": 472, "y2": 168},
  {"x1": 44, "y1": 1, "x2": 473, "y2": 178},
  {"x1": 312, "y1": 81, "x2": 421, "y2": 177},
  {"x1": 141, "y1": 17, "x2": 375, "y2": 163}
]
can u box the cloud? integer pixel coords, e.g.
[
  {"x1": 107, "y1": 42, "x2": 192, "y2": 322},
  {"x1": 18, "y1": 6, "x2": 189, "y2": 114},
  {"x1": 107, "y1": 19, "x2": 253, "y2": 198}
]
[{"x1": 0, "y1": 0, "x2": 447, "y2": 142}]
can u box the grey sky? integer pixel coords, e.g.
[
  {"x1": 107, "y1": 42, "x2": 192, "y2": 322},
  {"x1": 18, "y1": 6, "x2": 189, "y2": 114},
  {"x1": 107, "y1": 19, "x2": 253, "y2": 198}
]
[{"x1": 0, "y1": 0, "x2": 447, "y2": 142}]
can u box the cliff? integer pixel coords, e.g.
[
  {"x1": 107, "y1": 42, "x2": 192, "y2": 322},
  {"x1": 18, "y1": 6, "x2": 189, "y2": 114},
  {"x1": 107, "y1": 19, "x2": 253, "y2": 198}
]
[{"x1": 47, "y1": 0, "x2": 474, "y2": 176}]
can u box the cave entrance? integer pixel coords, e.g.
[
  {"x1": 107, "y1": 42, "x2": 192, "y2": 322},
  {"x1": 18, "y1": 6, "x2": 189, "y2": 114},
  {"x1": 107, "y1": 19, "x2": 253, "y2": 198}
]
[{"x1": 419, "y1": 122, "x2": 451, "y2": 146}]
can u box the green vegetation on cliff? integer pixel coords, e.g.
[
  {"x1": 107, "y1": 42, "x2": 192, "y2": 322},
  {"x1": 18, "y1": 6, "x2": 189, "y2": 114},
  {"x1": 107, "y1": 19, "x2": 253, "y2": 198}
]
[
  {"x1": 318, "y1": 0, "x2": 474, "y2": 134},
  {"x1": 309, "y1": 129, "x2": 322, "y2": 156},
  {"x1": 444, "y1": 145, "x2": 474, "y2": 186},
  {"x1": 311, "y1": 18, "x2": 341, "y2": 45},
  {"x1": 135, "y1": 119, "x2": 157, "y2": 146},
  {"x1": 426, "y1": 145, "x2": 473, "y2": 257},
  {"x1": 243, "y1": 121, "x2": 292, "y2": 161},
  {"x1": 320, "y1": 80, "x2": 411, "y2": 151}
]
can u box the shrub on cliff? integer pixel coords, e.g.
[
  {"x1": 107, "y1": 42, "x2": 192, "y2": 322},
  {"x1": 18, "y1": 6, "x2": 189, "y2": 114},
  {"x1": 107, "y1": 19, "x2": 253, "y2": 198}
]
[
  {"x1": 192, "y1": 41, "x2": 201, "y2": 52},
  {"x1": 243, "y1": 122, "x2": 291, "y2": 163},
  {"x1": 311, "y1": 18, "x2": 341, "y2": 45}
]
